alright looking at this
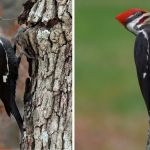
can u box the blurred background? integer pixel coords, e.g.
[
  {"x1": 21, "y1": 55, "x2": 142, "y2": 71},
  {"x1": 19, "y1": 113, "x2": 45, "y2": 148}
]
[
  {"x1": 0, "y1": 0, "x2": 26, "y2": 149},
  {"x1": 76, "y1": 0, "x2": 150, "y2": 150}
]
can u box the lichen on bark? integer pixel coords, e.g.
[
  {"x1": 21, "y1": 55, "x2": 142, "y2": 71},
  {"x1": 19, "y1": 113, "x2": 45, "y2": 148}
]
[{"x1": 17, "y1": 0, "x2": 72, "y2": 149}]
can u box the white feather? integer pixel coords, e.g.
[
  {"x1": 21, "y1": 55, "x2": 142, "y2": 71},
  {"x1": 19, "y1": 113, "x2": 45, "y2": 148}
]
[{"x1": 0, "y1": 39, "x2": 9, "y2": 82}]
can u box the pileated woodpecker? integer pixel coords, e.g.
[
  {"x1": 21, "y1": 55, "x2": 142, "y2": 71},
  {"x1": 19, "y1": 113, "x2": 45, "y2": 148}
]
[
  {"x1": 116, "y1": 8, "x2": 150, "y2": 115},
  {"x1": 0, "y1": 36, "x2": 23, "y2": 134}
]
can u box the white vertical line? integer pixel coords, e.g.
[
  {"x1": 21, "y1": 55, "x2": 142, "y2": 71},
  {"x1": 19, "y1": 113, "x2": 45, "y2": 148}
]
[
  {"x1": 72, "y1": 0, "x2": 75, "y2": 149},
  {"x1": 0, "y1": 39, "x2": 9, "y2": 82}
]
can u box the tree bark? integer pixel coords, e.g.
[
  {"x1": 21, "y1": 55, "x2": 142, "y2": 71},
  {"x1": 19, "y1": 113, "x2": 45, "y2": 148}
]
[
  {"x1": 147, "y1": 120, "x2": 150, "y2": 150},
  {"x1": 17, "y1": 0, "x2": 72, "y2": 149}
]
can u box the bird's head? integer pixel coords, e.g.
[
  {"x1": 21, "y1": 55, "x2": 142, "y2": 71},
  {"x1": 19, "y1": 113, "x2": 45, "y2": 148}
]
[{"x1": 116, "y1": 8, "x2": 150, "y2": 35}]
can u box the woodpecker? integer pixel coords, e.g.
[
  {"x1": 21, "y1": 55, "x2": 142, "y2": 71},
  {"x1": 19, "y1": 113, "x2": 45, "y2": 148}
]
[
  {"x1": 0, "y1": 36, "x2": 23, "y2": 134},
  {"x1": 116, "y1": 8, "x2": 150, "y2": 115}
]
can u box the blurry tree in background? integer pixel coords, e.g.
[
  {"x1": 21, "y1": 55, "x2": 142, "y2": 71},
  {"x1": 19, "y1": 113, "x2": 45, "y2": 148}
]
[
  {"x1": 0, "y1": 0, "x2": 25, "y2": 28},
  {"x1": 18, "y1": 0, "x2": 72, "y2": 149}
]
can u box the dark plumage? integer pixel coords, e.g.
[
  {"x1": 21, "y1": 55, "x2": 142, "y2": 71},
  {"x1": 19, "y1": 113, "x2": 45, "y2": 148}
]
[
  {"x1": 0, "y1": 37, "x2": 23, "y2": 134},
  {"x1": 134, "y1": 25, "x2": 150, "y2": 114}
]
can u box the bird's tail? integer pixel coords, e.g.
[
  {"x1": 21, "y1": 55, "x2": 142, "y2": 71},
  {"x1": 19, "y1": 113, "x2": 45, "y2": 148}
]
[{"x1": 9, "y1": 79, "x2": 23, "y2": 134}]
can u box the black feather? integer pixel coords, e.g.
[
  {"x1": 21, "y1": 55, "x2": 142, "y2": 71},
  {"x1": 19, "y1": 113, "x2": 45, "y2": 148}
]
[
  {"x1": 0, "y1": 37, "x2": 23, "y2": 134},
  {"x1": 134, "y1": 30, "x2": 150, "y2": 114}
]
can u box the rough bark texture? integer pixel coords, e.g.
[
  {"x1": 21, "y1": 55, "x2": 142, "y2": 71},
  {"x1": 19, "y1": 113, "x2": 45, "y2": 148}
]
[
  {"x1": 17, "y1": 0, "x2": 72, "y2": 149},
  {"x1": 147, "y1": 120, "x2": 150, "y2": 150}
]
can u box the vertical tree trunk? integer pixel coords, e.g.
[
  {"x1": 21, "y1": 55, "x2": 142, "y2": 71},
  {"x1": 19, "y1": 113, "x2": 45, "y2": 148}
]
[
  {"x1": 18, "y1": 0, "x2": 72, "y2": 149},
  {"x1": 147, "y1": 120, "x2": 150, "y2": 150}
]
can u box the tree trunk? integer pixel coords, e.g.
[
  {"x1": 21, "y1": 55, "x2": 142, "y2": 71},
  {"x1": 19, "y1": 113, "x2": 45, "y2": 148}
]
[
  {"x1": 147, "y1": 120, "x2": 150, "y2": 150},
  {"x1": 18, "y1": 0, "x2": 72, "y2": 149}
]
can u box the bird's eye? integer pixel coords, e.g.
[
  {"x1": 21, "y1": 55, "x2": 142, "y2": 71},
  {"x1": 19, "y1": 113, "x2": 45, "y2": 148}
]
[
  {"x1": 128, "y1": 12, "x2": 142, "y2": 19},
  {"x1": 134, "y1": 12, "x2": 142, "y2": 17},
  {"x1": 127, "y1": 12, "x2": 143, "y2": 24}
]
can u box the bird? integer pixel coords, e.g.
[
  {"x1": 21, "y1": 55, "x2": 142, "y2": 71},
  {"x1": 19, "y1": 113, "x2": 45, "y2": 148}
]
[
  {"x1": 116, "y1": 8, "x2": 150, "y2": 115},
  {"x1": 0, "y1": 36, "x2": 23, "y2": 134}
]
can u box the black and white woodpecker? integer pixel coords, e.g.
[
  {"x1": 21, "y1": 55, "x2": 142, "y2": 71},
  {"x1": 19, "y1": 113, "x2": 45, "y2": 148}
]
[
  {"x1": 0, "y1": 36, "x2": 23, "y2": 134},
  {"x1": 116, "y1": 8, "x2": 150, "y2": 115}
]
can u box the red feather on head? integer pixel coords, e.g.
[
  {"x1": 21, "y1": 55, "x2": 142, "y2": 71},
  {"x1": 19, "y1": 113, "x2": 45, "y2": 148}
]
[{"x1": 115, "y1": 8, "x2": 147, "y2": 25}]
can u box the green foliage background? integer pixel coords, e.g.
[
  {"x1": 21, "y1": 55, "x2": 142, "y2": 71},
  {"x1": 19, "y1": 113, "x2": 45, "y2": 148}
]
[{"x1": 76, "y1": 1, "x2": 150, "y2": 150}]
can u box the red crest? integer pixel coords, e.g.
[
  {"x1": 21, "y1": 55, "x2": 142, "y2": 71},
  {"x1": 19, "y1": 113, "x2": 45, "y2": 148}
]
[{"x1": 115, "y1": 8, "x2": 147, "y2": 25}]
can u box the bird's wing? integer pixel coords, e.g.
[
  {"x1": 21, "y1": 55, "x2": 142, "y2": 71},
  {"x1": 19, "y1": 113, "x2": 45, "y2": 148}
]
[
  {"x1": 7, "y1": 78, "x2": 23, "y2": 132},
  {"x1": 134, "y1": 31, "x2": 150, "y2": 113},
  {"x1": 0, "y1": 41, "x2": 9, "y2": 77},
  {"x1": 0, "y1": 82, "x2": 11, "y2": 116}
]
